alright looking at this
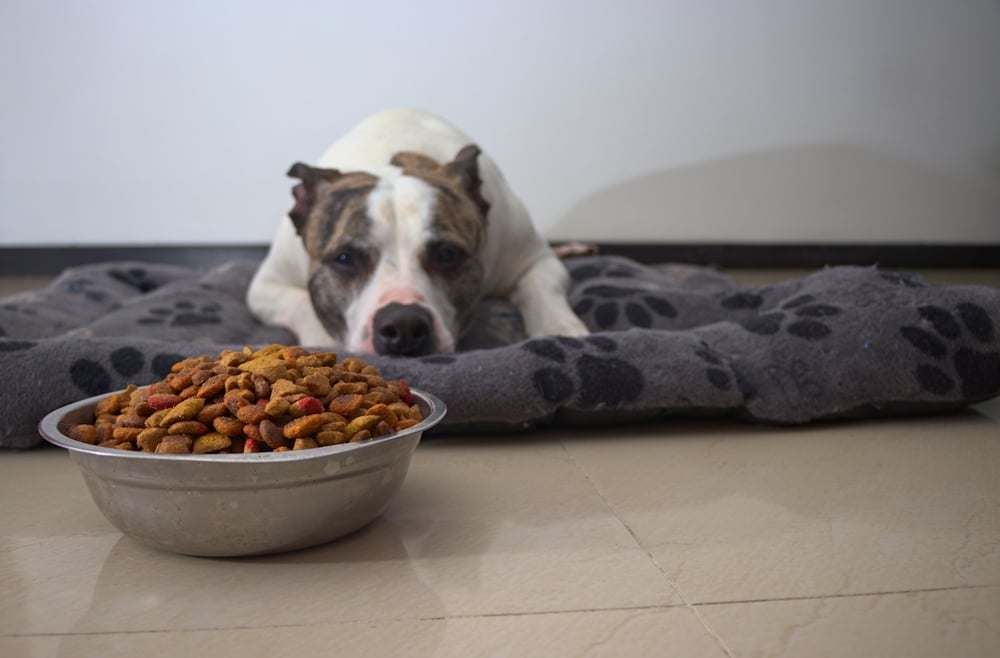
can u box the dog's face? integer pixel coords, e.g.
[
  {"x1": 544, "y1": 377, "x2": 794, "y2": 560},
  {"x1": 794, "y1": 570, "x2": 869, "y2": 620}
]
[{"x1": 287, "y1": 145, "x2": 491, "y2": 356}]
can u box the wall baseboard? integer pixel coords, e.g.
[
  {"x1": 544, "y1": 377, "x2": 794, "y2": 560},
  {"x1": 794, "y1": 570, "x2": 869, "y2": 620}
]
[{"x1": 0, "y1": 243, "x2": 996, "y2": 276}]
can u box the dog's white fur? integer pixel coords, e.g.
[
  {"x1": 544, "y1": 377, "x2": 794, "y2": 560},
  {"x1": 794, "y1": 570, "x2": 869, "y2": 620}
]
[{"x1": 247, "y1": 107, "x2": 587, "y2": 352}]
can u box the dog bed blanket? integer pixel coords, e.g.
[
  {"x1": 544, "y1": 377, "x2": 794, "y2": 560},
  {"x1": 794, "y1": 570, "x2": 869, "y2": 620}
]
[{"x1": 2, "y1": 256, "x2": 998, "y2": 449}]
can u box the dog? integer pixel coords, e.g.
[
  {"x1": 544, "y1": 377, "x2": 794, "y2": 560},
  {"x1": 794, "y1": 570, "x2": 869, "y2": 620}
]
[{"x1": 247, "y1": 107, "x2": 588, "y2": 356}]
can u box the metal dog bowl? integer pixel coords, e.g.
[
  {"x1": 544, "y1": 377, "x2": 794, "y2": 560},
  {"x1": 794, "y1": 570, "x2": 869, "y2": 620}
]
[{"x1": 38, "y1": 389, "x2": 445, "y2": 557}]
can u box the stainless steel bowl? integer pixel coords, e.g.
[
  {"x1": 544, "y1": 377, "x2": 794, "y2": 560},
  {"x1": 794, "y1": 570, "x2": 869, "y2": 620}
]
[{"x1": 38, "y1": 389, "x2": 445, "y2": 557}]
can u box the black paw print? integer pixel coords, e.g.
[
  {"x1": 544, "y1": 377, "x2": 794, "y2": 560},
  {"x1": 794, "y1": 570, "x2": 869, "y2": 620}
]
[
  {"x1": 739, "y1": 295, "x2": 842, "y2": 341},
  {"x1": 109, "y1": 267, "x2": 159, "y2": 293},
  {"x1": 523, "y1": 335, "x2": 643, "y2": 407},
  {"x1": 138, "y1": 300, "x2": 222, "y2": 327},
  {"x1": 572, "y1": 284, "x2": 680, "y2": 331},
  {"x1": 70, "y1": 348, "x2": 185, "y2": 396},
  {"x1": 693, "y1": 341, "x2": 733, "y2": 391},
  {"x1": 64, "y1": 278, "x2": 110, "y2": 304},
  {"x1": 900, "y1": 303, "x2": 999, "y2": 398}
]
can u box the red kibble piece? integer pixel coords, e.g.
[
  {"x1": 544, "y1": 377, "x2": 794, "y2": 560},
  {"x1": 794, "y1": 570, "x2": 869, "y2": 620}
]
[
  {"x1": 397, "y1": 380, "x2": 412, "y2": 405},
  {"x1": 148, "y1": 394, "x2": 183, "y2": 410},
  {"x1": 293, "y1": 396, "x2": 324, "y2": 416}
]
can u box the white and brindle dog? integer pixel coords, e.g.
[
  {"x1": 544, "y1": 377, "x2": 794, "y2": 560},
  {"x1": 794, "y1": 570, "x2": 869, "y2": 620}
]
[{"x1": 247, "y1": 108, "x2": 588, "y2": 356}]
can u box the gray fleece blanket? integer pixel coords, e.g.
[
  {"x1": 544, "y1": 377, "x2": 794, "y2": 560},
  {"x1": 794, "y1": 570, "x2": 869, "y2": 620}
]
[{"x1": 2, "y1": 257, "x2": 999, "y2": 449}]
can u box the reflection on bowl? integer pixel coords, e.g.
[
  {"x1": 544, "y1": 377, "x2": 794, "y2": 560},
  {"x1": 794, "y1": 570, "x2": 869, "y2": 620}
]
[{"x1": 38, "y1": 389, "x2": 445, "y2": 557}]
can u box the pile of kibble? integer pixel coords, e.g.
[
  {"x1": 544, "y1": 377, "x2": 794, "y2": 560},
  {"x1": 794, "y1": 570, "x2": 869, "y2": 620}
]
[{"x1": 66, "y1": 345, "x2": 422, "y2": 454}]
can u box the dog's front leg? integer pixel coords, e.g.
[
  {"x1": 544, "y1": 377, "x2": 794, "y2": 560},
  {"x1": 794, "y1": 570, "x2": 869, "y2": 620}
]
[
  {"x1": 510, "y1": 255, "x2": 589, "y2": 338},
  {"x1": 249, "y1": 279, "x2": 338, "y2": 347}
]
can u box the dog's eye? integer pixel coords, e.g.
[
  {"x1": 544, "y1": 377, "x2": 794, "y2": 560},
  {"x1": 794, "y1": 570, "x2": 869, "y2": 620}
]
[
  {"x1": 427, "y1": 242, "x2": 467, "y2": 272},
  {"x1": 326, "y1": 248, "x2": 368, "y2": 276}
]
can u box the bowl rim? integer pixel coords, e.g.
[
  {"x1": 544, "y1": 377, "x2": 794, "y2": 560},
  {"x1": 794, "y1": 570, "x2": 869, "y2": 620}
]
[{"x1": 38, "y1": 387, "x2": 446, "y2": 463}]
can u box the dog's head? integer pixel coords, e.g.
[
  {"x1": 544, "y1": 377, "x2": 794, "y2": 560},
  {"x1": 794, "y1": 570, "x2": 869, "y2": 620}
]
[{"x1": 287, "y1": 145, "x2": 490, "y2": 356}]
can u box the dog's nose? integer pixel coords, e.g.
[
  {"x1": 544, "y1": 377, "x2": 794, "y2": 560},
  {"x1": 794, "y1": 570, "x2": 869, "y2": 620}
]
[{"x1": 372, "y1": 303, "x2": 436, "y2": 356}]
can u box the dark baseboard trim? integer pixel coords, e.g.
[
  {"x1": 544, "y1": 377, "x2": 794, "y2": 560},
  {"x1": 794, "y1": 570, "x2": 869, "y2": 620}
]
[
  {"x1": 0, "y1": 243, "x2": 996, "y2": 276},
  {"x1": 587, "y1": 243, "x2": 1000, "y2": 269},
  {"x1": 0, "y1": 246, "x2": 270, "y2": 276}
]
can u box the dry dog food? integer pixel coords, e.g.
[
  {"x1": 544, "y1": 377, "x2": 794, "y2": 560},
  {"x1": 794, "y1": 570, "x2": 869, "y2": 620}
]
[{"x1": 66, "y1": 345, "x2": 423, "y2": 454}]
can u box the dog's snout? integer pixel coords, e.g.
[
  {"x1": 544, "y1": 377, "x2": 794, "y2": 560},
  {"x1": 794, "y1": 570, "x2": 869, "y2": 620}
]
[{"x1": 372, "y1": 303, "x2": 436, "y2": 356}]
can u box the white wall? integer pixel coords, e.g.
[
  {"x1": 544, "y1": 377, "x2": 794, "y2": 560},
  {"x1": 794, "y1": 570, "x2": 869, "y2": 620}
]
[{"x1": 1, "y1": 0, "x2": 998, "y2": 246}]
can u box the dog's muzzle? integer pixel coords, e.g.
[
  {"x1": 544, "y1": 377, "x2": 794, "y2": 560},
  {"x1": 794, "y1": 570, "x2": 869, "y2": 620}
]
[{"x1": 372, "y1": 303, "x2": 437, "y2": 356}]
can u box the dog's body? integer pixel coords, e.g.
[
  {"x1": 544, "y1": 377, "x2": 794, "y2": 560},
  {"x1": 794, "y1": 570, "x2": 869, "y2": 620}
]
[{"x1": 247, "y1": 107, "x2": 587, "y2": 356}]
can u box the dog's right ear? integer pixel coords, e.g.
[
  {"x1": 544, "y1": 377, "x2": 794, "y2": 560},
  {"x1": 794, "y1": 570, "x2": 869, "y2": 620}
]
[{"x1": 286, "y1": 163, "x2": 342, "y2": 233}]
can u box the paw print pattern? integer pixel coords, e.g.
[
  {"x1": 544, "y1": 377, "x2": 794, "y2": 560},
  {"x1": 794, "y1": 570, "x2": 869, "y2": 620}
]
[
  {"x1": 694, "y1": 341, "x2": 732, "y2": 391},
  {"x1": 70, "y1": 348, "x2": 186, "y2": 396},
  {"x1": 572, "y1": 284, "x2": 679, "y2": 331},
  {"x1": 523, "y1": 335, "x2": 643, "y2": 407},
  {"x1": 108, "y1": 267, "x2": 159, "y2": 293},
  {"x1": 137, "y1": 301, "x2": 223, "y2": 327},
  {"x1": 739, "y1": 295, "x2": 842, "y2": 341},
  {"x1": 900, "y1": 303, "x2": 999, "y2": 398},
  {"x1": 64, "y1": 278, "x2": 110, "y2": 304}
]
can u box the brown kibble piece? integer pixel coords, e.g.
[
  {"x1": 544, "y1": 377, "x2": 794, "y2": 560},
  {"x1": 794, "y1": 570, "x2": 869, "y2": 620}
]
[
  {"x1": 328, "y1": 394, "x2": 364, "y2": 416},
  {"x1": 238, "y1": 355, "x2": 288, "y2": 382},
  {"x1": 264, "y1": 396, "x2": 290, "y2": 418},
  {"x1": 282, "y1": 413, "x2": 332, "y2": 439},
  {"x1": 236, "y1": 404, "x2": 268, "y2": 425},
  {"x1": 112, "y1": 427, "x2": 143, "y2": 442},
  {"x1": 344, "y1": 414, "x2": 381, "y2": 439},
  {"x1": 197, "y1": 402, "x2": 229, "y2": 424},
  {"x1": 167, "y1": 420, "x2": 209, "y2": 436},
  {"x1": 137, "y1": 427, "x2": 168, "y2": 452},
  {"x1": 159, "y1": 397, "x2": 206, "y2": 426},
  {"x1": 270, "y1": 379, "x2": 306, "y2": 399},
  {"x1": 196, "y1": 374, "x2": 227, "y2": 399},
  {"x1": 349, "y1": 429, "x2": 372, "y2": 443},
  {"x1": 258, "y1": 419, "x2": 287, "y2": 449},
  {"x1": 155, "y1": 435, "x2": 193, "y2": 454},
  {"x1": 192, "y1": 432, "x2": 232, "y2": 454},
  {"x1": 316, "y1": 431, "x2": 348, "y2": 446},
  {"x1": 68, "y1": 424, "x2": 98, "y2": 445},
  {"x1": 213, "y1": 416, "x2": 245, "y2": 437},
  {"x1": 333, "y1": 381, "x2": 368, "y2": 395},
  {"x1": 224, "y1": 389, "x2": 254, "y2": 415},
  {"x1": 366, "y1": 403, "x2": 398, "y2": 426}
]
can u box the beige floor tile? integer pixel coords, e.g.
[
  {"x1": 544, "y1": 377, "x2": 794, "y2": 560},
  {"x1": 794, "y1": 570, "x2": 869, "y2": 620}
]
[
  {"x1": 2, "y1": 606, "x2": 727, "y2": 658},
  {"x1": 559, "y1": 400, "x2": 1000, "y2": 603},
  {"x1": 0, "y1": 438, "x2": 679, "y2": 636},
  {"x1": 698, "y1": 586, "x2": 1000, "y2": 658}
]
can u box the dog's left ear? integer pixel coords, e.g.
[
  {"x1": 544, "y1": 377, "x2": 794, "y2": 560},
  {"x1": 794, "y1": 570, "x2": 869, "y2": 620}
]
[
  {"x1": 444, "y1": 145, "x2": 490, "y2": 218},
  {"x1": 286, "y1": 163, "x2": 342, "y2": 233}
]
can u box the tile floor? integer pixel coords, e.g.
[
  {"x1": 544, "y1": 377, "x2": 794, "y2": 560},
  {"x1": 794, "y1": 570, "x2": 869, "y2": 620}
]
[{"x1": 2, "y1": 269, "x2": 999, "y2": 657}]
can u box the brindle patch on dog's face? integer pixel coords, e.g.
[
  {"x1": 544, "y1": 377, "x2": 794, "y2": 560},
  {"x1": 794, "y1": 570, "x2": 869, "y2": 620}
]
[
  {"x1": 286, "y1": 145, "x2": 490, "y2": 351},
  {"x1": 286, "y1": 166, "x2": 379, "y2": 341}
]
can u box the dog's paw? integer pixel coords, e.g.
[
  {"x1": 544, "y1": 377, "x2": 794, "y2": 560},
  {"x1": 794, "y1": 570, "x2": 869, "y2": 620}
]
[{"x1": 528, "y1": 313, "x2": 590, "y2": 339}]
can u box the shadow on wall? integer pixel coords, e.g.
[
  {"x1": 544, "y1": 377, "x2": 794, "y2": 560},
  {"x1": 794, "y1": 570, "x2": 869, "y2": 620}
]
[{"x1": 549, "y1": 144, "x2": 1000, "y2": 244}]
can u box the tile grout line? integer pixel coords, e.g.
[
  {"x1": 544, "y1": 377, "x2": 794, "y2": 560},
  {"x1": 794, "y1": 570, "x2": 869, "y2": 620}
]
[
  {"x1": 9, "y1": 584, "x2": 996, "y2": 639},
  {"x1": 691, "y1": 582, "x2": 1000, "y2": 607},
  {"x1": 0, "y1": 604, "x2": 689, "y2": 639},
  {"x1": 558, "y1": 440, "x2": 737, "y2": 658}
]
